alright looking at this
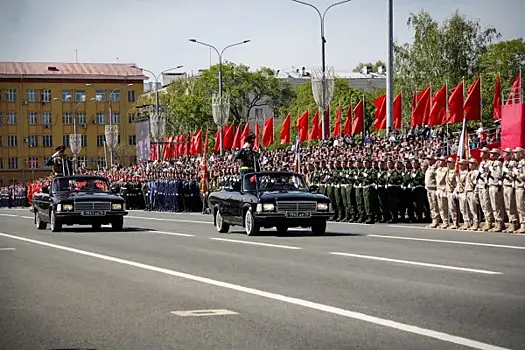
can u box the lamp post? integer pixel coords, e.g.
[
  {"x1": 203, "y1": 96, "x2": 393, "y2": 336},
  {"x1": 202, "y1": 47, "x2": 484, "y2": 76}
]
[
  {"x1": 139, "y1": 66, "x2": 184, "y2": 160},
  {"x1": 189, "y1": 38, "x2": 250, "y2": 155},
  {"x1": 292, "y1": 0, "x2": 352, "y2": 140}
]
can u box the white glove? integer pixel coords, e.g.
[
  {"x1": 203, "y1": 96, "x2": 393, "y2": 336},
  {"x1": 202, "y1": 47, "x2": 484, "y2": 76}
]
[
  {"x1": 51, "y1": 151, "x2": 60, "y2": 158},
  {"x1": 242, "y1": 142, "x2": 249, "y2": 149},
  {"x1": 479, "y1": 168, "x2": 484, "y2": 174}
]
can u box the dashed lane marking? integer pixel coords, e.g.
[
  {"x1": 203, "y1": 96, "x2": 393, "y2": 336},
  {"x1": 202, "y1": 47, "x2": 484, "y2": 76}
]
[
  {"x1": 0, "y1": 232, "x2": 509, "y2": 350},
  {"x1": 368, "y1": 234, "x2": 525, "y2": 250},
  {"x1": 170, "y1": 309, "x2": 238, "y2": 317},
  {"x1": 147, "y1": 230, "x2": 195, "y2": 237},
  {"x1": 128, "y1": 215, "x2": 212, "y2": 225},
  {"x1": 0, "y1": 248, "x2": 16, "y2": 251},
  {"x1": 329, "y1": 252, "x2": 502, "y2": 275},
  {"x1": 210, "y1": 237, "x2": 303, "y2": 250}
]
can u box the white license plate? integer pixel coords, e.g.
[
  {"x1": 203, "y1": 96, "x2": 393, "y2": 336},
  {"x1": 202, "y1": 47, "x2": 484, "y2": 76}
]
[
  {"x1": 81, "y1": 211, "x2": 105, "y2": 216},
  {"x1": 285, "y1": 211, "x2": 311, "y2": 218}
]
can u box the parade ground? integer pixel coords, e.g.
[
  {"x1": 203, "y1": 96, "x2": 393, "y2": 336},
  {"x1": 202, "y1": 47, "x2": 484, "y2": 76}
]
[{"x1": 0, "y1": 208, "x2": 524, "y2": 350}]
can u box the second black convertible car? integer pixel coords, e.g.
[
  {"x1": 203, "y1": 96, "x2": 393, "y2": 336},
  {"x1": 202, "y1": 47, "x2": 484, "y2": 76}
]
[
  {"x1": 208, "y1": 171, "x2": 333, "y2": 235},
  {"x1": 32, "y1": 175, "x2": 128, "y2": 232}
]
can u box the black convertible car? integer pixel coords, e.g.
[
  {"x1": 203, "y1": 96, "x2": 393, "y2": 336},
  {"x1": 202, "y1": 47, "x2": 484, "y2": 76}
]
[
  {"x1": 32, "y1": 175, "x2": 128, "y2": 232},
  {"x1": 208, "y1": 171, "x2": 333, "y2": 235}
]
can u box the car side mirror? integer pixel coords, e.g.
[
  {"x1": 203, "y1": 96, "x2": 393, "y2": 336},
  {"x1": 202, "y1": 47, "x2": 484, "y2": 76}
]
[{"x1": 309, "y1": 185, "x2": 319, "y2": 193}]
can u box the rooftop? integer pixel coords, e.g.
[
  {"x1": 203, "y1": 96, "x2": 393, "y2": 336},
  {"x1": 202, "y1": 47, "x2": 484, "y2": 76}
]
[
  {"x1": 276, "y1": 68, "x2": 386, "y2": 80},
  {"x1": 0, "y1": 61, "x2": 147, "y2": 80}
]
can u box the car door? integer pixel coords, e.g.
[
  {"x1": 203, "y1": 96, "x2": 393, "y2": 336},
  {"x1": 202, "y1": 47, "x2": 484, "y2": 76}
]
[{"x1": 229, "y1": 192, "x2": 243, "y2": 225}]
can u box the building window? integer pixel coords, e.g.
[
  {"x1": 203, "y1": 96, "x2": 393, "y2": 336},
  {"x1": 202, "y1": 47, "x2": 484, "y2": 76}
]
[
  {"x1": 28, "y1": 135, "x2": 38, "y2": 147},
  {"x1": 97, "y1": 157, "x2": 106, "y2": 169},
  {"x1": 8, "y1": 135, "x2": 17, "y2": 147},
  {"x1": 63, "y1": 135, "x2": 70, "y2": 148},
  {"x1": 28, "y1": 156, "x2": 39, "y2": 169},
  {"x1": 109, "y1": 90, "x2": 120, "y2": 102},
  {"x1": 117, "y1": 135, "x2": 121, "y2": 145},
  {"x1": 0, "y1": 158, "x2": 3, "y2": 169},
  {"x1": 111, "y1": 112, "x2": 120, "y2": 124},
  {"x1": 7, "y1": 112, "x2": 16, "y2": 124},
  {"x1": 42, "y1": 112, "x2": 51, "y2": 126},
  {"x1": 129, "y1": 135, "x2": 136, "y2": 146},
  {"x1": 0, "y1": 136, "x2": 2, "y2": 146},
  {"x1": 95, "y1": 90, "x2": 106, "y2": 102},
  {"x1": 6, "y1": 89, "x2": 16, "y2": 101},
  {"x1": 95, "y1": 113, "x2": 105, "y2": 124},
  {"x1": 43, "y1": 135, "x2": 53, "y2": 148},
  {"x1": 0, "y1": 112, "x2": 3, "y2": 125},
  {"x1": 8, "y1": 157, "x2": 18, "y2": 169},
  {"x1": 41, "y1": 89, "x2": 51, "y2": 102},
  {"x1": 128, "y1": 113, "x2": 135, "y2": 123},
  {"x1": 28, "y1": 112, "x2": 37, "y2": 125},
  {"x1": 0, "y1": 89, "x2": 2, "y2": 101},
  {"x1": 81, "y1": 135, "x2": 87, "y2": 147},
  {"x1": 26, "y1": 89, "x2": 37, "y2": 102},
  {"x1": 77, "y1": 156, "x2": 87, "y2": 169},
  {"x1": 128, "y1": 90, "x2": 136, "y2": 102},
  {"x1": 76, "y1": 112, "x2": 86, "y2": 126},
  {"x1": 62, "y1": 90, "x2": 72, "y2": 101},
  {"x1": 63, "y1": 112, "x2": 72, "y2": 125},
  {"x1": 97, "y1": 135, "x2": 105, "y2": 147},
  {"x1": 75, "y1": 90, "x2": 86, "y2": 102}
]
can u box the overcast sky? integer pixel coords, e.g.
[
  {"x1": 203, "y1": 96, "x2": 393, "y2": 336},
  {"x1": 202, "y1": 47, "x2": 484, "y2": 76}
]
[{"x1": 1, "y1": 0, "x2": 523, "y2": 77}]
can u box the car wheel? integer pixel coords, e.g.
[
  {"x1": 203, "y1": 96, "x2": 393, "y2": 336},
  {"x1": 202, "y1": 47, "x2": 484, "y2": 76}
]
[
  {"x1": 311, "y1": 220, "x2": 327, "y2": 236},
  {"x1": 244, "y1": 209, "x2": 260, "y2": 236},
  {"x1": 92, "y1": 223, "x2": 102, "y2": 230},
  {"x1": 276, "y1": 225, "x2": 288, "y2": 235},
  {"x1": 215, "y1": 210, "x2": 230, "y2": 233},
  {"x1": 111, "y1": 217, "x2": 124, "y2": 231},
  {"x1": 35, "y1": 211, "x2": 47, "y2": 230},
  {"x1": 50, "y1": 210, "x2": 62, "y2": 232}
]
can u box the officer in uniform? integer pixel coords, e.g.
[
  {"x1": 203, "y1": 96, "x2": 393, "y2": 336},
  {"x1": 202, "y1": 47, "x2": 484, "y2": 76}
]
[
  {"x1": 409, "y1": 158, "x2": 425, "y2": 223},
  {"x1": 45, "y1": 145, "x2": 73, "y2": 176},
  {"x1": 424, "y1": 155, "x2": 440, "y2": 228},
  {"x1": 354, "y1": 159, "x2": 366, "y2": 223},
  {"x1": 488, "y1": 148, "x2": 505, "y2": 232},
  {"x1": 235, "y1": 134, "x2": 260, "y2": 177},
  {"x1": 514, "y1": 147, "x2": 525, "y2": 233},
  {"x1": 445, "y1": 158, "x2": 458, "y2": 229},
  {"x1": 466, "y1": 158, "x2": 480, "y2": 230},
  {"x1": 343, "y1": 160, "x2": 358, "y2": 222},
  {"x1": 502, "y1": 148, "x2": 519, "y2": 233},
  {"x1": 435, "y1": 157, "x2": 449, "y2": 229},
  {"x1": 387, "y1": 159, "x2": 403, "y2": 223},
  {"x1": 376, "y1": 159, "x2": 390, "y2": 223},
  {"x1": 333, "y1": 160, "x2": 346, "y2": 221},
  {"x1": 362, "y1": 158, "x2": 378, "y2": 224},
  {"x1": 455, "y1": 159, "x2": 470, "y2": 230},
  {"x1": 477, "y1": 148, "x2": 494, "y2": 231}
]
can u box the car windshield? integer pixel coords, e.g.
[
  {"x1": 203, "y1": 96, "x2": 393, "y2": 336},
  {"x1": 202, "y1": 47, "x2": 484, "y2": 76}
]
[
  {"x1": 54, "y1": 177, "x2": 110, "y2": 193},
  {"x1": 244, "y1": 173, "x2": 308, "y2": 192}
]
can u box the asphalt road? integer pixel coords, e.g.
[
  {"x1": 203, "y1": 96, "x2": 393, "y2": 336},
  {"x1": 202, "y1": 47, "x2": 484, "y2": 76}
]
[{"x1": 0, "y1": 208, "x2": 524, "y2": 350}]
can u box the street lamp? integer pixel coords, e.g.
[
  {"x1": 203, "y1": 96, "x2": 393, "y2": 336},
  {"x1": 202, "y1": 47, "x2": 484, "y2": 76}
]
[
  {"x1": 139, "y1": 66, "x2": 184, "y2": 160},
  {"x1": 189, "y1": 38, "x2": 250, "y2": 155},
  {"x1": 292, "y1": 0, "x2": 352, "y2": 140}
]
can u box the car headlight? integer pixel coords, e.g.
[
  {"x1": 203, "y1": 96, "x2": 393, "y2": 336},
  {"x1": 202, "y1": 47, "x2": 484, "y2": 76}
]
[
  {"x1": 317, "y1": 203, "x2": 329, "y2": 211},
  {"x1": 262, "y1": 203, "x2": 275, "y2": 211},
  {"x1": 62, "y1": 204, "x2": 73, "y2": 211},
  {"x1": 112, "y1": 203, "x2": 123, "y2": 210}
]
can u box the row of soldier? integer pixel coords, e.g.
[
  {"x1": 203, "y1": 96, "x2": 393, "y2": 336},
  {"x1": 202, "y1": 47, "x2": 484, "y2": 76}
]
[{"x1": 426, "y1": 147, "x2": 525, "y2": 233}]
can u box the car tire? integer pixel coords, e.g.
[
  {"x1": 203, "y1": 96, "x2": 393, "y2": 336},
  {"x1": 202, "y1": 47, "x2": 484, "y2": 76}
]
[
  {"x1": 311, "y1": 220, "x2": 327, "y2": 236},
  {"x1": 50, "y1": 210, "x2": 62, "y2": 232},
  {"x1": 35, "y1": 211, "x2": 47, "y2": 230},
  {"x1": 92, "y1": 223, "x2": 102, "y2": 230},
  {"x1": 112, "y1": 217, "x2": 124, "y2": 231},
  {"x1": 244, "y1": 209, "x2": 260, "y2": 236},
  {"x1": 276, "y1": 225, "x2": 288, "y2": 234},
  {"x1": 215, "y1": 210, "x2": 230, "y2": 233}
]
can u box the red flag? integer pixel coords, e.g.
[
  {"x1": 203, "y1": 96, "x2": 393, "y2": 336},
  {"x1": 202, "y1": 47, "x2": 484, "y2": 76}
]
[
  {"x1": 254, "y1": 122, "x2": 260, "y2": 149},
  {"x1": 177, "y1": 134, "x2": 185, "y2": 156},
  {"x1": 309, "y1": 110, "x2": 321, "y2": 140},
  {"x1": 393, "y1": 93, "x2": 403, "y2": 129},
  {"x1": 506, "y1": 72, "x2": 521, "y2": 104},
  {"x1": 280, "y1": 114, "x2": 291, "y2": 144},
  {"x1": 213, "y1": 129, "x2": 220, "y2": 153},
  {"x1": 464, "y1": 77, "x2": 481, "y2": 121},
  {"x1": 333, "y1": 106, "x2": 341, "y2": 137},
  {"x1": 241, "y1": 122, "x2": 250, "y2": 142},
  {"x1": 296, "y1": 110, "x2": 309, "y2": 143},
  {"x1": 162, "y1": 136, "x2": 172, "y2": 159},
  {"x1": 223, "y1": 124, "x2": 234, "y2": 150},
  {"x1": 344, "y1": 105, "x2": 352, "y2": 136},
  {"x1": 411, "y1": 86, "x2": 431, "y2": 127},
  {"x1": 232, "y1": 124, "x2": 242, "y2": 149},
  {"x1": 447, "y1": 82, "x2": 464, "y2": 124},
  {"x1": 352, "y1": 98, "x2": 365, "y2": 134},
  {"x1": 374, "y1": 95, "x2": 387, "y2": 130},
  {"x1": 262, "y1": 116, "x2": 274, "y2": 147},
  {"x1": 428, "y1": 85, "x2": 447, "y2": 125},
  {"x1": 493, "y1": 74, "x2": 502, "y2": 120}
]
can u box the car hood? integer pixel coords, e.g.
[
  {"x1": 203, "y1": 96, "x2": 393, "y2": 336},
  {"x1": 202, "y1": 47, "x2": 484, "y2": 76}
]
[
  {"x1": 56, "y1": 192, "x2": 123, "y2": 202},
  {"x1": 259, "y1": 191, "x2": 328, "y2": 202}
]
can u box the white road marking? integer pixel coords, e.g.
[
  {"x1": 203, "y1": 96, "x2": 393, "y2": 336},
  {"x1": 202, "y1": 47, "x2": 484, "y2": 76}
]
[
  {"x1": 147, "y1": 230, "x2": 195, "y2": 237},
  {"x1": 0, "y1": 232, "x2": 509, "y2": 350},
  {"x1": 210, "y1": 237, "x2": 302, "y2": 250},
  {"x1": 0, "y1": 213, "x2": 20, "y2": 217},
  {"x1": 171, "y1": 309, "x2": 238, "y2": 317},
  {"x1": 0, "y1": 248, "x2": 16, "y2": 251},
  {"x1": 329, "y1": 252, "x2": 502, "y2": 275},
  {"x1": 368, "y1": 234, "x2": 525, "y2": 250},
  {"x1": 388, "y1": 224, "x2": 525, "y2": 237},
  {"x1": 20, "y1": 215, "x2": 33, "y2": 219},
  {"x1": 128, "y1": 215, "x2": 211, "y2": 225}
]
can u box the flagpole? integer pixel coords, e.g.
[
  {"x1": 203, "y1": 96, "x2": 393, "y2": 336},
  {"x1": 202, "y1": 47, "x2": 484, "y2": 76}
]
[
  {"x1": 479, "y1": 76, "x2": 483, "y2": 123},
  {"x1": 520, "y1": 66, "x2": 523, "y2": 104},
  {"x1": 362, "y1": 95, "x2": 365, "y2": 144},
  {"x1": 445, "y1": 80, "x2": 449, "y2": 154}
]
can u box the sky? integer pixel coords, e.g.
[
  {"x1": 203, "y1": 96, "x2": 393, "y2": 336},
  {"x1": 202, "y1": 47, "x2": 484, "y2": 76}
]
[{"x1": 1, "y1": 0, "x2": 524, "y2": 79}]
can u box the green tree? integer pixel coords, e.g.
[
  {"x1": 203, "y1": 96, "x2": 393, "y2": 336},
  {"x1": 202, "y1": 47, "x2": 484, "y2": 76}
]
[{"x1": 353, "y1": 61, "x2": 386, "y2": 73}]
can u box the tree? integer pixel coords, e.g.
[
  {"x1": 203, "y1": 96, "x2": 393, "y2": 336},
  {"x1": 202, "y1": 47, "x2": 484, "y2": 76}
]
[{"x1": 353, "y1": 61, "x2": 386, "y2": 73}]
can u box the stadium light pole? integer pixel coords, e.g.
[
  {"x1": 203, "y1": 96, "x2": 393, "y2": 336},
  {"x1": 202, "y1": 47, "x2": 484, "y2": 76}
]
[
  {"x1": 189, "y1": 38, "x2": 251, "y2": 155},
  {"x1": 292, "y1": 0, "x2": 352, "y2": 140}
]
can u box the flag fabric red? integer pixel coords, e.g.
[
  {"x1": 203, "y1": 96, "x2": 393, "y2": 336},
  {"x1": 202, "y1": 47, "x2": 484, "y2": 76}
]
[
  {"x1": 411, "y1": 86, "x2": 431, "y2": 127},
  {"x1": 241, "y1": 122, "x2": 250, "y2": 142},
  {"x1": 464, "y1": 77, "x2": 481, "y2": 121},
  {"x1": 333, "y1": 106, "x2": 341, "y2": 137},
  {"x1": 296, "y1": 110, "x2": 309, "y2": 143},
  {"x1": 150, "y1": 143, "x2": 158, "y2": 160},
  {"x1": 192, "y1": 130, "x2": 203, "y2": 154},
  {"x1": 310, "y1": 110, "x2": 321, "y2": 140},
  {"x1": 254, "y1": 122, "x2": 260, "y2": 149},
  {"x1": 344, "y1": 105, "x2": 352, "y2": 136},
  {"x1": 280, "y1": 114, "x2": 291, "y2": 144},
  {"x1": 506, "y1": 72, "x2": 521, "y2": 104},
  {"x1": 232, "y1": 124, "x2": 242, "y2": 149},
  {"x1": 374, "y1": 95, "x2": 387, "y2": 130},
  {"x1": 352, "y1": 98, "x2": 365, "y2": 134},
  {"x1": 428, "y1": 85, "x2": 447, "y2": 125},
  {"x1": 162, "y1": 136, "x2": 173, "y2": 159},
  {"x1": 177, "y1": 135, "x2": 185, "y2": 156},
  {"x1": 204, "y1": 129, "x2": 209, "y2": 154},
  {"x1": 223, "y1": 124, "x2": 234, "y2": 150},
  {"x1": 250, "y1": 175, "x2": 257, "y2": 183},
  {"x1": 262, "y1": 116, "x2": 274, "y2": 147},
  {"x1": 493, "y1": 74, "x2": 502, "y2": 120},
  {"x1": 213, "y1": 129, "x2": 220, "y2": 153},
  {"x1": 393, "y1": 93, "x2": 403, "y2": 129},
  {"x1": 447, "y1": 82, "x2": 464, "y2": 124}
]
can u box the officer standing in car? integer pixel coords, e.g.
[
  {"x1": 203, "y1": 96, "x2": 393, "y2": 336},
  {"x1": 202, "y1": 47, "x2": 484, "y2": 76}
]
[
  {"x1": 235, "y1": 134, "x2": 260, "y2": 177},
  {"x1": 45, "y1": 145, "x2": 73, "y2": 176}
]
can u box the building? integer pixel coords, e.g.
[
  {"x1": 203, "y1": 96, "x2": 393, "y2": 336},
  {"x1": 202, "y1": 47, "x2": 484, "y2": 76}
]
[{"x1": 0, "y1": 62, "x2": 147, "y2": 184}]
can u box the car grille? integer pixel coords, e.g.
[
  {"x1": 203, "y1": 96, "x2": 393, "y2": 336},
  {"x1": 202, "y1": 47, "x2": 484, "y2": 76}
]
[
  {"x1": 74, "y1": 202, "x2": 111, "y2": 211},
  {"x1": 276, "y1": 201, "x2": 317, "y2": 213}
]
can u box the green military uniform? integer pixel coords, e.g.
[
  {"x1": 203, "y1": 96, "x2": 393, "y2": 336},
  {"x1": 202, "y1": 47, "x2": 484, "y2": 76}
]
[
  {"x1": 401, "y1": 162, "x2": 415, "y2": 222},
  {"x1": 409, "y1": 160, "x2": 425, "y2": 222},
  {"x1": 376, "y1": 161, "x2": 391, "y2": 222},
  {"x1": 354, "y1": 160, "x2": 366, "y2": 223},
  {"x1": 362, "y1": 159, "x2": 379, "y2": 224},
  {"x1": 344, "y1": 163, "x2": 358, "y2": 222},
  {"x1": 387, "y1": 162, "x2": 403, "y2": 223}
]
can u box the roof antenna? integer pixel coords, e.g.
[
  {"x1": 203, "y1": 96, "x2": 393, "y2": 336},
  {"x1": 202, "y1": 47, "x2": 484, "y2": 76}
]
[
  {"x1": 116, "y1": 57, "x2": 119, "y2": 63},
  {"x1": 75, "y1": 49, "x2": 79, "y2": 63}
]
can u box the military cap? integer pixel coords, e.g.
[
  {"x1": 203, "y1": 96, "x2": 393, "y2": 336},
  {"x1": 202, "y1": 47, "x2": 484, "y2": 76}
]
[
  {"x1": 489, "y1": 148, "x2": 500, "y2": 154},
  {"x1": 480, "y1": 147, "x2": 490, "y2": 153},
  {"x1": 468, "y1": 158, "x2": 478, "y2": 164},
  {"x1": 459, "y1": 159, "x2": 468, "y2": 165},
  {"x1": 55, "y1": 145, "x2": 66, "y2": 152},
  {"x1": 244, "y1": 134, "x2": 256, "y2": 143},
  {"x1": 447, "y1": 157, "x2": 455, "y2": 162},
  {"x1": 504, "y1": 148, "x2": 513, "y2": 153},
  {"x1": 514, "y1": 147, "x2": 524, "y2": 153}
]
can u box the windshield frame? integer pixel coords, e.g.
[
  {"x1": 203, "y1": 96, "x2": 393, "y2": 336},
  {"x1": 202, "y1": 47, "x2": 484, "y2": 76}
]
[
  {"x1": 52, "y1": 176, "x2": 111, "y2": 194},
  {"x1": 242, "y1": 172, "x2": 308, "y2": 193}
]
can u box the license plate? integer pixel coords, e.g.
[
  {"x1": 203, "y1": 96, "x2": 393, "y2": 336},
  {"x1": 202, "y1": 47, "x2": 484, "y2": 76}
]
[
  {"x1": 285, "y1": 211, "x2": 311, "y2": 218},
  {"x1": 81, "y1": 211, "x2": 105, "y2": 216}
]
